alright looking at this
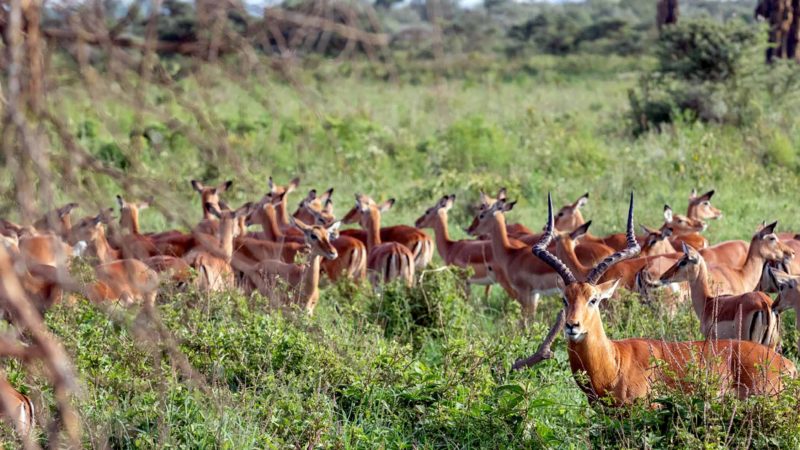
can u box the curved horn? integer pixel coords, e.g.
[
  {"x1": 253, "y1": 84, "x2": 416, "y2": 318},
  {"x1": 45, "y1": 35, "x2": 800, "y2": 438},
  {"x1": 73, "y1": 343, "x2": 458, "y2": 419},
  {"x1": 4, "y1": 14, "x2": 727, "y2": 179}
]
[
  {"x1": 532, "y1": 193, "x2": 577, "y2": 285},
  {"x1": 586, "y1": 192, "x2": 641, "y2": 285}
]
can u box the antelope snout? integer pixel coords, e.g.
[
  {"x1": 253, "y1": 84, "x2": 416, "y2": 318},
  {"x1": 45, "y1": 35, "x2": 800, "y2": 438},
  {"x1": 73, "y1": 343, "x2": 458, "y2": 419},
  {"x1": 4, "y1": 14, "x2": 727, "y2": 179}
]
[{"x1": 564, "y1": 322, "x2": 586, "y2": 342}]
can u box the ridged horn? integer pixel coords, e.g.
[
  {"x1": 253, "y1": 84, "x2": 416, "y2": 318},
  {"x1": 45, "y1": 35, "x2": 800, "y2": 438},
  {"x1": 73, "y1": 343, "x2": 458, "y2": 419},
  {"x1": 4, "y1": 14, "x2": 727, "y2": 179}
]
[
  {"x1": 532, "y1": 193, "x2": 577, "y2": 285},
  {"x1": 586, "y1": 192, "x2": 641, "y2": 284}
]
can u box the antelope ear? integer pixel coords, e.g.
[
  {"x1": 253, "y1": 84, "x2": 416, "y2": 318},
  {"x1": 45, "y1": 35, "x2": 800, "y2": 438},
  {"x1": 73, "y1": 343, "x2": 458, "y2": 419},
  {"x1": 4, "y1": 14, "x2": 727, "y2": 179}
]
[
  {"x1": 190, "y1": 180, "x2": 204, "y2": 193},
  {"x1": 116, "y1": 195, "x2": 125, "y2": 209},
  {"x1": 379, "y1": 199, "x2": 395, "y2": 213},
  {"x1": 497, "y1": 187, "x2": 507, "y2": 201},
  {"x1": 205, "y1": 202, "x2": 222, "y2": 219},
  {"x1": 235, "y1": 202, "x2": 252, "y2": 218},
  {"x1": 323, "y1": 198, "x2": 334, "y2": 215},
  {"x1": 501, "y1": 200, "x2": 516, "y2": 212},
  {"x1": 576, "y1": 192, "x2": 589, "y2": 208},
  {"x1": 218, "y1": 180, "x2": 233, "y2": 193},
  {"x1": 287, "y1": 177, "x2": 300, "y2": 194},
  {"x1": 59, "y1": 203, "x2": 78, "y2": 217},
  {"x1": 444, "y1": 194, "x2": 455, "y2": 210},
  {"x1": 689, "y1": 188, "x2": 697, "y2": 200},
  {"x1": 681, "y1": 241, "x2": 691, "y2": 256},
  {"x1": 479, "y1": 191, "x2": 489, "y2": 206},
  {"x1": 569, "y1": 221, "x2": 592, "y2": 240},
  {"x1": 700, "y1": 189, "x2": 715, "y2": 201},
  {"x1": 320, "y1": 187, "x2": 333, "y2": 203},
  {"x1": 268, "y1": 176, "x2": 275, "y2": 192},
  {"x1": 661, "y1": 227, "x2": 673, "y2": 238},
  {"x1": 663, "y1": 205, "x2": 673, "y2": 223},
  {"x1": 759, "y1": 221, "x2": 778, "y2": 237},
  {"x1": 640, "y1": 225, "x2": 656, "y2": 235},
  {"x1": 595, "y1": 278, "x2": 620, "y2": 301}
]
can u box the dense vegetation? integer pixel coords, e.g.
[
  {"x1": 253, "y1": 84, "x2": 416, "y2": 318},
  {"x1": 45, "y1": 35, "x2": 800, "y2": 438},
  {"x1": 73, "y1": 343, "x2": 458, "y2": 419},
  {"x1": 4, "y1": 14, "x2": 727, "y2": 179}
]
[{"x1": 3, "y1": 0, "x2": 800, "y2": 447}]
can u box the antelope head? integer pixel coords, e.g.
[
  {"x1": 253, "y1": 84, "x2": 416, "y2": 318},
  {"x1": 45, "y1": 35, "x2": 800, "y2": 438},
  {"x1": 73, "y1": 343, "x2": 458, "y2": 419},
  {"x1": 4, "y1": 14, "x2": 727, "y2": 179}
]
[
  {"x1": 294, "y1": 188, "x2": 336, "y2": 226},
  {"x1": 663, "y1": 205, "x2": 706, "y2": 234},
  {"x1": 659, "y1": 242, "x2": 703, "y2": 285},
  {"x1": 554, "y1": 192, "x2": 589, "y2": 231},
  {"x1": 342, "y1": 194, "x2": 394, "y2": 227},
  {"x1": 750, "y1": 221, "x2": 794, "y2": 265},
  {"x1": 116, "y1": 195, "x2": 152, "y2": 233},
  {"x1": 191, "y1": 179, "x2": 233, "y2": 219},
  {"x1": 415, "y1": 194, "x2": 455, "y2": 229},
  {"x1": 292, "y1": 217, "x2": 339, "y2": 260},
  {"x1": 641, "y1": 224, "x2": 673, "y2": 256},
  {"x1": 688, "y1": 189, "x2": 722, "y2": 220},
  {"x1": 466, "y1": 197, "x2": 516, "y2": 237}
]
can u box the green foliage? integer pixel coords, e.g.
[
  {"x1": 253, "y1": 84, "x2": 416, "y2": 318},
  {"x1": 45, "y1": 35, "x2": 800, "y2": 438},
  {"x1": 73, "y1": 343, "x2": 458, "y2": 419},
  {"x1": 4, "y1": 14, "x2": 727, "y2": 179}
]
[
  {"x1": 657, "y1": 20, "x2": 757, "y2": 83},
  {"x1": 627, "y1": 20, "x2": 774, "y2": 133}
]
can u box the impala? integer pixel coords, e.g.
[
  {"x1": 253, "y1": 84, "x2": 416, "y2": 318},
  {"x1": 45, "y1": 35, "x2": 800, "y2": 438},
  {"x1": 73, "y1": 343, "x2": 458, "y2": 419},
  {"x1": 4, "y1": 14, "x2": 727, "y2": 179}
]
[
  {"x1": 513, "y1": 193, "x2": 795, "y2": 405},
  {"x1": 183, "y1": 203, "x2": 249, "y2": 292},
  {"x1": 340, "y1": 197, "x2": 433, "y2": 270},
  {"x1": 115, "y1": 195, "x2": 159, "y2": 259},
  {"x1": 251, "y1": 191, "x2": 366, "y2": 282},
  {"x1": 345, "y1": 194, "x2": 415, "y2": 286},
  {"x1": 768, "y1": 267, "x2": 800, "y2": 354},
  {"x1": 190, "y1": 179, "x2": 233, "y2": 234},
  {"x1": 0, "y1": 376, "x2": 34, "y2": 436},
  {"x1": 69, "y1": 214, "x2": 160, "y2": 305},
  {"x1": 687, "y1": 189, "x2": 723, "y2": 221},
  {"x1": 466, "y1": 197, "x2": 561, "y2": 325},
  {"x1": 659, "y1": 243, "x2": 780, "y2": 348},
  {"x1": 293, "y1": 189, "x2": 367, "y2": 282},
  {"x1": 415, "y1": 194, "x2": 511, "y2": 297},
  {"x1": 236, "y1": 218, "x2": 339, "y2": 314},
  {"x1": 33, "y1": 202, "x2": 78, "y2": 240}
]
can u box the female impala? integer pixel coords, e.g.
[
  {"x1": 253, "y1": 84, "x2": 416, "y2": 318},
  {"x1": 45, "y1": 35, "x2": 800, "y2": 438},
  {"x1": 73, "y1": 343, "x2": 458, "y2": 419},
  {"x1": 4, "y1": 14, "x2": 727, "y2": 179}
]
[
  {"x1": 189, "y1": 179, "x2": 233, "y2": 235},
  {"x1": 114, "y1": 195, "x2": 159, "y2": 260},
  {"x1": 687, "y1": 189, "x2": 722, "y2": 221},
  {"x1": 344, "y1": 194, "x2": 415, "y2": 286},
  {"x1": 415, "y1": 194, "x2": 506, "y2": 296},
  {"x1": 69, "y1": 214, "x2": 160, "y2": 305},
  {"x1": 293, "y1": 189, "x2": 367, "y2": 282},
  {"x1": 236, "y1": 218, "x2": 339, "y2": 314},
  {"x1": 250, "y1": 191, "x2": 366, "y2": 282},
  {"x1": 0, "y1": 376, "x2": 34, "y2": 436},
  {"x1": 659, "y1": 243, "x2": 780, "y2": 348},
  {"x1": 341, "y1": 197, "x2": 433, "y2": 270},
  {"x1": 466, "y1": 197, "x2": 560, "y2": 325},
  {"x1": 514, "y1": 193, "x2": 795, "y2": 405},
  {"x1": 33, "y1": 202, "x2": 78, "y2": 240},
  {"x1": 768, "y1": 268, "x2": 800, "y2": 354},
  {"x1": 183, "y1": 203, "x2": 249, "y2": 292}
]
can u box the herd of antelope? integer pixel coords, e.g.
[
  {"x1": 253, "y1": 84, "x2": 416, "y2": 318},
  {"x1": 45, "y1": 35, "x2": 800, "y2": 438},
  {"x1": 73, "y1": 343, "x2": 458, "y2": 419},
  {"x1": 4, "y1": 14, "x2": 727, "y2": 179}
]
[{"x1": 0, "y1": 177, "x2": 799, "y2": 435}]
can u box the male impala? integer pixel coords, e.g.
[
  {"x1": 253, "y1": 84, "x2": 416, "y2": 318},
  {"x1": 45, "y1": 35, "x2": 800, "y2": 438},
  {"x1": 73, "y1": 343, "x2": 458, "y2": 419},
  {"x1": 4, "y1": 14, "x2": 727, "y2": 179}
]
[
  {"x1": 0, "y1": 376, "x2": 34, "y2": 436},
  {"x1": 340, "y1": 197, "x2": 433, "y2": 270},
  {"x1": 466, "y1": 197, "x2": 560, "y2": 325},
  {"x1": 236, "y1": 218, "x2": 339, "y2": 314},
  {"x1": 345, "y1": 194, "x2": 415, "y2": 286},
  {"x1": 183, "y1": 203, "x2": 249, "y2": 292},
  {"x1": 660, "y1": 243, "x2": 780, "y2": 347},
  {"x1": 513, "y1": 193, "x2": 795, "y2": 406},
  {"x1": 415, "y1": 194, "x2": 507, "y2": 296}
]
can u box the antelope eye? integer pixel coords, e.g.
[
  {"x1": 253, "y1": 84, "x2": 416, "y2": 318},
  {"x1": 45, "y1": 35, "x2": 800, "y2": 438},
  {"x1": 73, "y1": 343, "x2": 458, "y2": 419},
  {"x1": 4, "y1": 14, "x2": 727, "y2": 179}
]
[
  {"x1": 562, "y1": 298, "x2": 568, "y2": 307},
  {"x1": 703, "y1": 201, "x2": 710, "y2": 206},
  {"x1": 479, "y1": 213, "x2": 486, "y2": 219},
  {"x1": 589, "y1": 298, "x2": 598, "y2": 307},
  {"x1": 679, "y1": 260, "x2": 687, "y2": 267},
  {"x1": 557, "y1": 212, "x2": 564, "y2": 217},
  {"x1": 310, "y1": 234, "x2": 318, "y2": 241}
]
